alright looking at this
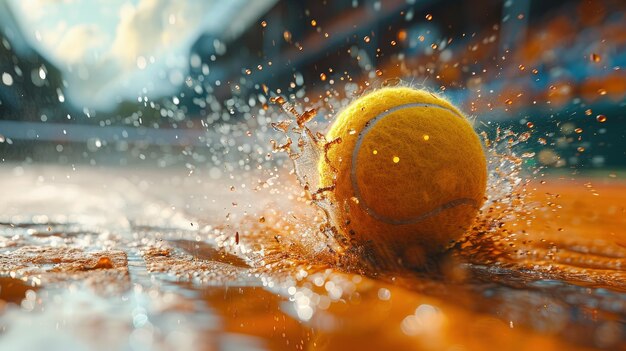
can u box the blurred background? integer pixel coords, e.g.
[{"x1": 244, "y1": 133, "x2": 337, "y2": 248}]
[{"x1": 0, "y1": 0, "x2": 624, "y2": 172}]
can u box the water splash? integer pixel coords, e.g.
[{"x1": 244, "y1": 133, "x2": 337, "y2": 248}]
[{"x1": 268, "y1": 81, "x2": 535, "y2": 272}]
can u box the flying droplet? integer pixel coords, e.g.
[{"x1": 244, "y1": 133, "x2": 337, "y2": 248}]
[
  {"x1": 269, "y1": 96, "x2": 286, "y2": 104},
  {"x1": 271, "y1": 120, "x2": 292, "y2": 132},
  {"x1": 590, "y1": 53, "x2": 601, "y2": 62},
  {"x1": 397, "y1": 30, "x2": 407, "y2": 41},
  {"x1": 297, "y1": 109, "x2": 317, "y2": 127},
  {"x1": 382, "y1": 77, "x2": 401, "y2": 87}
]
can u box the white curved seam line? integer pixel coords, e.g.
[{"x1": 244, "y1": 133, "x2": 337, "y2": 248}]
[{"x1": 350, "y1": 102, "x2": 477, "y2": 225}]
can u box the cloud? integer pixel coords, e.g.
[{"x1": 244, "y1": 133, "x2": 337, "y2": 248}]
[
  {"x1": 110, "y1": 0, "x2": 211, "y2": 68},
  {"x1": 6, "y1": 0, "x2": 275, "y2": 111},
  {"x1": 7, "y1": 0, "x2": 215, "y2": 110},
  {"x1": 87, "y1": 0, "x2": 215, "y2": 109},
  {"x1": 55, "y1": 24, "x2": 108, "y2": 63}
]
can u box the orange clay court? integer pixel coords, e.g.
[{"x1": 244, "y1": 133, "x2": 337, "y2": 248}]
[{"x1": 0, "y1": 167, "x2": 624, "y2": 350}]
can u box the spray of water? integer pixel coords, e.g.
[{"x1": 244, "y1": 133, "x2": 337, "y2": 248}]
[{"x1": 266, "y1": 80, "x2": 536, "y2": 273}]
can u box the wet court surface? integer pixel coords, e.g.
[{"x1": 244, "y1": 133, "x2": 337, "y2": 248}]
[{"x1": 0, "y1": 165, "x2": 624, "y2": 350}]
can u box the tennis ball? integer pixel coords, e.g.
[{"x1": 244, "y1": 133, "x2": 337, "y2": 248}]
[{"x1": 318, "y1": 86, "x2": 487, "y2": 255}]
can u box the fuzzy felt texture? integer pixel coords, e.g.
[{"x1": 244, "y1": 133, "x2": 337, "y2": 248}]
[{"x1": 319, "y1": 87, "x2": 487, "y2": 253}]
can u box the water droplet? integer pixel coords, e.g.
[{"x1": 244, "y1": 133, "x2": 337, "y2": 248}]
[
  {"x1": 382, "y1": 77, "x2": 401, "y2": 87},
  {"x1": 596, "y1": 114, "x2": 607, "y2": 123},
  {"x1": 423, "y1": 135, "x2": 430, "y2": 141},
  {"x1": 311, "y1": 19, "x2": 317, "y2": 27},
  {"x1": 574, "y1": 128, "x2": 583, "y2": 134},
  {"x1": 397, "y1": 30, "x2": 407, "y2": 41},
  {"x1": 271, "y1": 120, "x2": 292, "y2": 132},
  {"x1": 1, "y1": 72, "x2": 13, "y2": 86},
  {"x1": 372, "y1": 150, "x2": 378, "y2": 155},
  {"x1": 519, "y1": 132, "x2": 531, "y2": 142},
  {"x1": 261, "y1": 21, "x2": 267, "y2": 27},
  {"x1": 269, "y1": 96, "x2": 286, "y2": 104},
  {"x1": 364, "y1": 36, "x2": 371, "y2": 43},
  {"x1": 393, "y1": 156, "x2": 400, "y2": 163},
  {"x1": 320, "y1": 73, "x2": 327, "y2": 81},
  {"x1": 585, "y1": 109, "x2": 592, "y2": 116},
  {"x1": 297, "y1": 109, "x2": 317, "y2": 127},
  {"x1": 425, "y1": 14, "x2": 433, "y2": 21},
  {"x1": 590, "y1": 53, "x2": 601, "y2": 62}
]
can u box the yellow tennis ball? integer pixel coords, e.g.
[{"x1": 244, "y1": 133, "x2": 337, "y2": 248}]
[{"x1": 318, "y1": 86, "x2": 487, "y2": 255}]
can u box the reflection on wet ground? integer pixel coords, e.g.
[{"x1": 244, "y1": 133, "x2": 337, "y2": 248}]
[{"x1": 0, "y1": 165, "x2": 624, "y2": 350}]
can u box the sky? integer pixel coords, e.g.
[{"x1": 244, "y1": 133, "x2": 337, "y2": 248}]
[{"x1": 6, "y1": 0, "x2": 274, "y2": 112}]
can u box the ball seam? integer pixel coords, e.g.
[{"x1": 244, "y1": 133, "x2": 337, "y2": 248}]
[{"x1": 350, "y1": 102, "x2": 479, "y2": 225}]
